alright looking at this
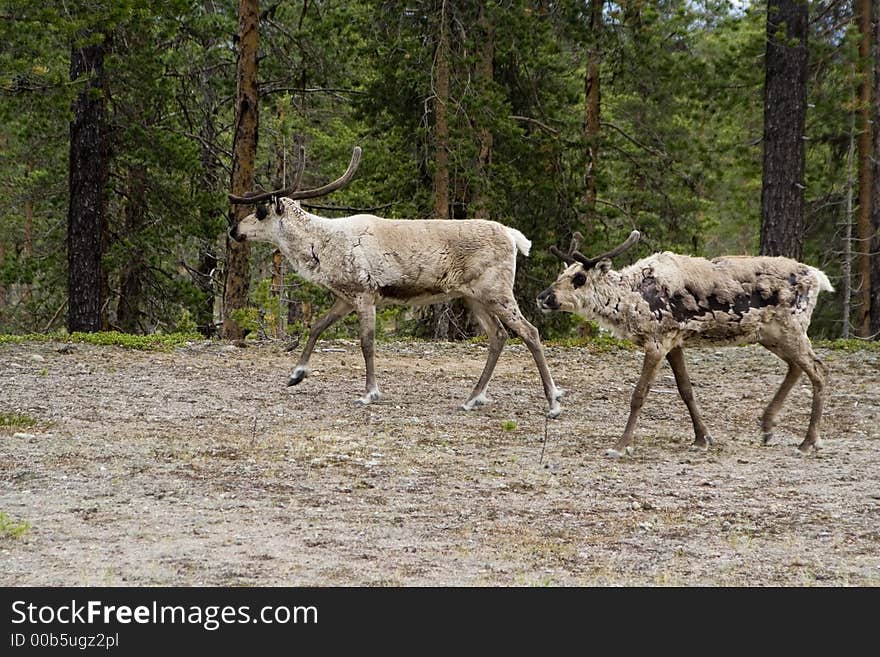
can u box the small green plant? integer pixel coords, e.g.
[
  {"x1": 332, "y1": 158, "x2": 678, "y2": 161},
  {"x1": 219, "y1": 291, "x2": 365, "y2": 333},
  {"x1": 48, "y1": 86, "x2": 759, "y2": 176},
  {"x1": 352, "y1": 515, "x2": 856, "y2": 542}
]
[
  {"x1": 229, "y1": 307, "x2": 261, "y2": 335},
  {"x1": 0, "y1": 412, "x2": 37, "y2": 429},
  {"x1": 68, "y1": 331, "x2": 202, "y2": 350},
  {"x1": 0, "y1": 331, "x2": 201, "y2": 351},
  {"x1": 501, "y1": 420, "x2": 517, "y2": 432},
  {"x1": 815, "y1": 339, "x2": 880, "y2": 353},
  {"x1": 0, "y1": 511, "x2": 30, "y2": 539},
  {"x1": 174, "y1": 309, "x2": 199, "y2": 334},
  {"x1": 0, "y1": 332, "x2": 56, "y2": 344}
]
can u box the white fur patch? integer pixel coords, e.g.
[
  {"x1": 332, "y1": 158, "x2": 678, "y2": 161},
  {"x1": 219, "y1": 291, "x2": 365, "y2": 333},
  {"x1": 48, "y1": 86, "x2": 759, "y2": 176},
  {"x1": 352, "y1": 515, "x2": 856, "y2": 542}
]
[
  {"x1": 461, "y1": 392, "x2": 490, "y2": 411},
  {"x1": 357, "y1": 389, "x2": 381, "y2": 405}
]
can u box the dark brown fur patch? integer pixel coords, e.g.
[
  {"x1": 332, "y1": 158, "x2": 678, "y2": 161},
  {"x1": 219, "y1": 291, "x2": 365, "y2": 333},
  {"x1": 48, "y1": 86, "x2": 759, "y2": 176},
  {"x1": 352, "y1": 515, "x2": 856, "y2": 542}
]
[
  {"x1": 379, "y1": 284, "x2": 445, "y2": 300},
  {"x1": 639, "y1": 274, "x2": 781, "y2": 324}
]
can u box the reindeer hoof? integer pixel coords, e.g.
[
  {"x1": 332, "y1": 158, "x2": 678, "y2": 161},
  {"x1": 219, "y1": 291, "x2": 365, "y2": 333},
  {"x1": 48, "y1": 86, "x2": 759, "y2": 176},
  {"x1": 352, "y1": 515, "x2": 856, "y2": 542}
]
[
  {"x1": 692, "y1": 435, "x2": 712, "y2": 450},
  {"x1": 547, "y1": 404, "x2": 562, "y2": 419},
  {"x1": 356, "y1": 390, "x2": 381, "y2": 406},
  {"x1": 605, "y1": 446, "x2": 633, "y2": 458},
  {"x1": 288, "y1": 367, "x2": 309, "y2": 386},
  {"x1": 461, "y1": 393, "x2": 489, "y2": 411},
  {"x1": 761, "y1": 431, "x2": 774, "y2": 445},
  {"x1": 797, "y1": 438, "x2": 821, "y2": 454}
]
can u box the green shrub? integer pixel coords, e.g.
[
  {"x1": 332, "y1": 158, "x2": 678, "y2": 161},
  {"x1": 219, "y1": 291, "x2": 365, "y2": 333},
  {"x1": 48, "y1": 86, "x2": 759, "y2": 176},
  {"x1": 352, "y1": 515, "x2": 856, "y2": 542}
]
[
  {"x1": 815, "y1": 339, "x2": 880, "y2": 353},
  {"x1": 0, "y1": 412, "x2": 37, "y2": 429},
  {"x1": 0, "y1": 331, "x2": 201, "y2": 351},
  {"x1": 0, "y1": 512, "x2": 30, "y2": 539}
]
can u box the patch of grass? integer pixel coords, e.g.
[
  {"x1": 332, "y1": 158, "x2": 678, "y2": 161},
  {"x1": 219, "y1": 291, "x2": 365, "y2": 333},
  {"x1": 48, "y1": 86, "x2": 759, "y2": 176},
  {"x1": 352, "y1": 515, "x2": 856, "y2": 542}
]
[
  {"x1": 0, "y1": 512, "x2": 30, "y2": 539},
  {"x1": 0, "y1": 412, "x2": 37, "y2": 429},
  {"x1": 814, "y1": 339, "x2": 880, "y2": 353},
  {"x1": 0, "y1": 332, "x2": 55, "y2": 345},
  {"x1": 69, "y1": 331, "x2": 202, "y2": 350},
  {"x1": 0, "y1": 331, "x2": 202, "y2": 351},
  {"x1": 528, "y1": 576, "x2": 558, "y2": 587},
  {"x1": 501, "y1": 420, "x2": 517, "y2": 432},
  {"x1": 548, "y1": 333, "x2": 635, "y2": 352}
]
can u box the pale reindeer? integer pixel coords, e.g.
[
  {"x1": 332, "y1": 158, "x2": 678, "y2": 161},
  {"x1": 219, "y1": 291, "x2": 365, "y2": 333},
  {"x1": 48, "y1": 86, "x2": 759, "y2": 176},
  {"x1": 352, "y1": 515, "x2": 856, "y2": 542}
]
[
  {"x1": 537, "y1": 231, "x2": 833, "y2": 456},
  {"x1": 228, "y1": 147, "x2": 563, "y2": 417}
]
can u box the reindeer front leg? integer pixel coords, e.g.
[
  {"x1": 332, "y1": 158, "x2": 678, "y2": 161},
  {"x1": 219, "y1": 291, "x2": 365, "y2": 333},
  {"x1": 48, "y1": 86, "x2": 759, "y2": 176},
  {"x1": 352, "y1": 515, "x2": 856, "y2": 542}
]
[
  {"x1": 289, "y1": 296, "x2": 354, "y2": 386},
  {"x1": 608, "y1": 346, "x2": 665, "y2": 457},
  {"x1": 666, "y1": 347, "x2": 712, "y2": 449},
  {"x1": 355, "y1": 295, "x2": 381, "y2": 405}
]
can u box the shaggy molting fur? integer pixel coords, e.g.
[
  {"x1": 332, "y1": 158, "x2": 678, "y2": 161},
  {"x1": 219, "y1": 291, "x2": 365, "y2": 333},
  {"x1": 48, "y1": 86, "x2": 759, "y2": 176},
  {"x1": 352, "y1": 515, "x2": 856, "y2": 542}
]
[{"x1": 538, "y1": 232, "x2": 833, "y2": 456}]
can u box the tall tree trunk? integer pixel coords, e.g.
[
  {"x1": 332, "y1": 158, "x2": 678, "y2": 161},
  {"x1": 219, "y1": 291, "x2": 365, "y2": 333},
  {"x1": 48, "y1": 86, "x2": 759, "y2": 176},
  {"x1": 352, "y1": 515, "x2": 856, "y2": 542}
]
[
  {"x1": 843, "y1": 72, "x2": 857, "y2": 340},
  {"x1": 116, "y1": 165, "x2": 147, "y2": 333},
  {"x1": 196, "y1": 138, "x2": 221, "y2": 337},
  {"x1": 759, "y1": 0, "x2": 808, "y2": 261},
  {"x1": 855, "y1": 0, "x2": 873, "y2": 336},
  {"x1": 22, "y1": 161, "x2": 33, "y2": 304},
  {"x1": 0, "y1": 133, "x2": 5, "y2": 313},
  {"x1": 472, "y1": 3, "x2": 494, "y2": 220},
  {"x1": 432, "y1": 0, "x2": 450, "y2": 222},
  {"x1": 870, "y1": 0, "x2": 880, "y2": 339},
  {"x1": 581, "y1": 0, "x2": 603, "y2": 234},
  {"x1": 67, "y1": 39, "x2": 109, "y2": 333},
  {"x1": 271, "y1": 109, "x2": 288, "y2": 338},
  {"x1": 0, "y1": 240, "x2": 6, "y2": 314},
  {"x1": 222, "y1": 0, "x2": 260, "y2": 340},
  {"x1": 431, "y1": 0, "x2": 453, "y2": 340}
]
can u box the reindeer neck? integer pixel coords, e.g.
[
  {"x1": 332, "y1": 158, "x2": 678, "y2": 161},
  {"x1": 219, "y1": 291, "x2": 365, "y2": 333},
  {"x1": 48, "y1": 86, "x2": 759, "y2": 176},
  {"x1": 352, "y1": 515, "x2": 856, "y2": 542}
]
[
  {"x1": 582, "y1": 270, "x2": 646, "y2": 339},
  {"x1": 274, "y1": 206, "x2": 344, "y2": 282}
]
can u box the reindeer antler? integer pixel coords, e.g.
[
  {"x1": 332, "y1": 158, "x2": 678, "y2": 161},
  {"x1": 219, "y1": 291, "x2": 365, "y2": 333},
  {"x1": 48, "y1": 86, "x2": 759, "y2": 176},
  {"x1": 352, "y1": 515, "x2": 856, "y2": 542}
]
[
  {"x1": 549, "y1": 231, "x2": 585, "y2": 265},
  {"x1": 229, "y1": 146, "x2": 361, "y2": 204},
  {"x1": 550, "y1": 230, "x2": 640, "y2": 268}
]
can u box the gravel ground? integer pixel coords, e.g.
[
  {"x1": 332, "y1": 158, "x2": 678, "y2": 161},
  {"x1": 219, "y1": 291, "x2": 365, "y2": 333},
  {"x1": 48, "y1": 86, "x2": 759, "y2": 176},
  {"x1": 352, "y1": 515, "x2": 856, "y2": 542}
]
[{"x1": 1, "y1": 338, "x2": 878, "y2": 586}]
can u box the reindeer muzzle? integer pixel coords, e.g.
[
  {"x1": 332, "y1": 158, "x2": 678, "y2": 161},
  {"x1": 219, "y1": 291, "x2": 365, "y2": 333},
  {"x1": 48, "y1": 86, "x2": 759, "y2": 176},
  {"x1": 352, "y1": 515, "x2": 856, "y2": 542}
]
[{"x1": 536, "y1": 288, "x2": 559, "y2": 312}]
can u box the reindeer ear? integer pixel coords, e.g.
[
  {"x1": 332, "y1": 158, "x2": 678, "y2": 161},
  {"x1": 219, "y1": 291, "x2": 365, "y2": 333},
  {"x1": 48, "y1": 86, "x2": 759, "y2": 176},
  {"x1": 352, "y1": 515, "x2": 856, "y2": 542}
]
[
  {"x1": 596, "y1": 258, "x2": 612, "y2": 274},
  {"x1": 274, "y1": 196, "x2": 284, "y2": 214}
]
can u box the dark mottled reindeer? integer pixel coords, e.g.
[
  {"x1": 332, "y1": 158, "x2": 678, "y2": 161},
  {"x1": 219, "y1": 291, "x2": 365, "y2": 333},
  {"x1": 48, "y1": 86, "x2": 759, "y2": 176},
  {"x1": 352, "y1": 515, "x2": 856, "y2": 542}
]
[{"x1": 537, "y1": 231, "x2": 833, "y2": 456}]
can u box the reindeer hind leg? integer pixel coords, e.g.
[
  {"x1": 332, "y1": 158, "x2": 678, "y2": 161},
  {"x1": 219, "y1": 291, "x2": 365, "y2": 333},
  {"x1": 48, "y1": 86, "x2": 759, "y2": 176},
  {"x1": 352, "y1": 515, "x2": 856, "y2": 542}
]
[
  {"x1": 460, "y1": 300, "x2": 507, "y2": 410},
  {"x1": 487, "y1": 298, "x2": 563, "y2": 418}
]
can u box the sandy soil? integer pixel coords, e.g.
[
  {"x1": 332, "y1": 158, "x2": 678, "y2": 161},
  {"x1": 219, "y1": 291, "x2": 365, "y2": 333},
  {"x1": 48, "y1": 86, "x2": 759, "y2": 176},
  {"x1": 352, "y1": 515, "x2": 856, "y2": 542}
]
[{"x1": 1, "y1": 337, "x2": 878, "y2": 586}]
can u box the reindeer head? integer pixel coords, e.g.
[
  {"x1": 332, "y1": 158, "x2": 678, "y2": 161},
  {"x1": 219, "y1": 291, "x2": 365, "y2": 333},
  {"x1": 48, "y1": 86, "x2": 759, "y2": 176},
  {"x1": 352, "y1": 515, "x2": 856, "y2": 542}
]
[
  {"x1": 227, "y1": 146, "x2": 361, "y2": 244},
  {"x1": 537, "y1": 230, "x2": 640, "y2": 313}
]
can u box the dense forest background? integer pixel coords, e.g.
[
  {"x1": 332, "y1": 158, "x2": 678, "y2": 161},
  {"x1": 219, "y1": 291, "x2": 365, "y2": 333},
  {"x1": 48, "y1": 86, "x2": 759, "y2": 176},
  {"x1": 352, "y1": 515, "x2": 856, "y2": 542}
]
[{"x1": 1, "y1": 0, "x2": 878, "y2": 341}]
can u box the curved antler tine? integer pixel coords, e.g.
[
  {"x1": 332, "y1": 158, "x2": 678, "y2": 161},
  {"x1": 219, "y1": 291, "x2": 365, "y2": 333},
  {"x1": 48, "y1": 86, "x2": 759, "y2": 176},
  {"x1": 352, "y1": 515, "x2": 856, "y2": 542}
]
[
  {"x1": 549, "y1": 244, "x2": 576, "y2": 265},
  {"x1": 287, "y1": 146, "x2": 361, "y2": 200},
  {"x1": 571, "y1": 250, "x2": 592, "y2": 266},
  {"x1": 599, "y1": 230, "x2": 640, "y2": 260},
  {"x1": 580, "y1": 230, "x2": 640, "y2": 266},
  {"x1": 229, "y1": 190, "x2": 267, "y2": 204},
  {"x1": 229, "y1": 146, "x2": 361, "y2": 204}
]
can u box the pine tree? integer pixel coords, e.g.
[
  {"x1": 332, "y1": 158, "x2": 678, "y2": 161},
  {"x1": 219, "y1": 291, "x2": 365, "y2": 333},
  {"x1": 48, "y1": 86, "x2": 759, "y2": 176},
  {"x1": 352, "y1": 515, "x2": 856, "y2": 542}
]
[
  {"x1": 870, "y1": 0, "x2": 880, "y2": 338},
  {"x1": 760, "y1": 0, "x2": 809, "y2": 260},
  {"x1": 223, "y1": 0, "x2": 260, "y2": 340},
  {"x1": 854, "y1": 0, "x2": 873, "y2": 336},
  {"x1": 67, "y1": 32, "x2": 109, "y2": 332}
]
